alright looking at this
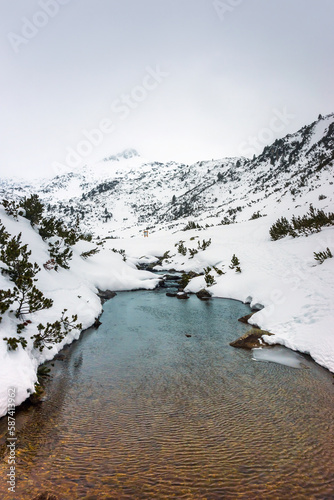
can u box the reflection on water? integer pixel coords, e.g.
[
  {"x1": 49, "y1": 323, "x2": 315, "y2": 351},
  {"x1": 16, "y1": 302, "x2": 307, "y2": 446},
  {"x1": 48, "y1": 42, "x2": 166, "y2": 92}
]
[{"x1": 1, "y1": 290, "x2": 334, "y2": 499}]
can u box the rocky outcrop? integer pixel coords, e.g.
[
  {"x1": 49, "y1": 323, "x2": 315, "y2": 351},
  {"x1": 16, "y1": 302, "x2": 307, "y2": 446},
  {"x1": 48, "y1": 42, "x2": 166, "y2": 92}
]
[
  {"x1": 237, "y1": 312, "x2": 255, "y2": 324},
  {"x1": 230, "y1": 328, "x2": 274, "y2": 349},
  {"x1": 97, "y1": 289, "x2": 117, "y2": 303}
]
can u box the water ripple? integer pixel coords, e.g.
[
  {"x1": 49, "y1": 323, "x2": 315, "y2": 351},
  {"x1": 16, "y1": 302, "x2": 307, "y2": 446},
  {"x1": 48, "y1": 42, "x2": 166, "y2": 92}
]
[{"x1": 0, "y1": 291, "x2": 333, "y2": 499}]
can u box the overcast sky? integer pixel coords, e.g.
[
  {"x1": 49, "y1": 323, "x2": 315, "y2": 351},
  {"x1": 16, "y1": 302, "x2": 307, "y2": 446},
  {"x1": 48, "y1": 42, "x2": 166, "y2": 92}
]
[{"x1": 0, "y1": 0, "x2": 333, "y2": 179}]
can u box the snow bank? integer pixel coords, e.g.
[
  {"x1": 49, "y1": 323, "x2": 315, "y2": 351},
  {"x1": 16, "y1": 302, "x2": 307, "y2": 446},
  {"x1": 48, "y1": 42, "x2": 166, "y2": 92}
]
[{"x1": 0, "y1": 210, "x2": 159, "y2": 417}]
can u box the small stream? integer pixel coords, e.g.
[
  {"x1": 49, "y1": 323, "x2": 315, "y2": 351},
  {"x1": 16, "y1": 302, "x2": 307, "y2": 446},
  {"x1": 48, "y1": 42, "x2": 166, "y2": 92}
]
[{"x1": 1, "y1": 289, "x2": 334, "y2": 499}]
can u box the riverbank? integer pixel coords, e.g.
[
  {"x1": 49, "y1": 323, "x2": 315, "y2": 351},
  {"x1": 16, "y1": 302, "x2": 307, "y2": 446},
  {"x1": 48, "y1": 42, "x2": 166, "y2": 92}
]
[
  {"x1": 0, "y1": 209, "x2": 160, "y2": 418},
  {"x1": 106, "y1": 213, "x2": 334, "y2": 374}
]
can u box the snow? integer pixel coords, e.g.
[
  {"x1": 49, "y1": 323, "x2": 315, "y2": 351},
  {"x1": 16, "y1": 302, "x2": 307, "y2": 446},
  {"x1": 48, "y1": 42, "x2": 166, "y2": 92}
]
[{"x1": 307, "y1": 115, "x2": 334, "y2": 150}]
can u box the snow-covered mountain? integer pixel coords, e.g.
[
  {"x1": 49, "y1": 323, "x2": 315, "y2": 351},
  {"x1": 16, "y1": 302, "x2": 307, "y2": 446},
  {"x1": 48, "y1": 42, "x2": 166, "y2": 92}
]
[{"x1": 1, "y1": 113, "x2": 334, "y2": 238}]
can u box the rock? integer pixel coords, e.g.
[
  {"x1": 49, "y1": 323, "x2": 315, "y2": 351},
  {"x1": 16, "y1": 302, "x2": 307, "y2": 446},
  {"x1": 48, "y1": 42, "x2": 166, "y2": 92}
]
[
  {"x1": 238, "y1": 312, "x2": 256, "y2": 324},
  {"x1": 164, "y1": 274, "x2": 181, "y2": 281},
  {"x1": 93, "y1": 317, "x2": 102, "y2": 328},
  {"x1": 185, "y1": 334, "x2": 192, "y2": 338},
  {"x1": 229, "y1": 328, "x2": 274, "y2": 349},
  {"x1": 166, "y1": 292, "x2": 177, "y2": 297},
  {"x1": 97, "y1": 289, "x2": 117, "y2": 303},
  {"x1": 176, "y1": 292, "x2": 189, "y2": 299},
  {"x1": 196, "y1": 288, "x2": 212, "y2": 300},
  {"x1": 251, "y1": 303, "x2": 264, "y2": 311}
]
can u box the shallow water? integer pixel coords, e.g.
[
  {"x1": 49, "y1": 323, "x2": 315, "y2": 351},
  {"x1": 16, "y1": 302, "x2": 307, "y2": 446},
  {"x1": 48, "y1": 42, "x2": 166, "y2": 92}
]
[{"x1": 1, "y1": 290, "x2": 334, "y2": 499}]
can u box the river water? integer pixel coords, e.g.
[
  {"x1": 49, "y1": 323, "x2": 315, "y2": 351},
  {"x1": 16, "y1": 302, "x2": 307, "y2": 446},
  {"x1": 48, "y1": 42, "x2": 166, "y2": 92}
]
[{"x1": 0, "y1": 290, "x2": 333, "y2": 499}]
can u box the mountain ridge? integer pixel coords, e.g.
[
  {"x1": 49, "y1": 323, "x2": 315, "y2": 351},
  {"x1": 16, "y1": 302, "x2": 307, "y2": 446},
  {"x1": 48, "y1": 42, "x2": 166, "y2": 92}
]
[{"x1": 1, "y1": 112, "x2": 333, "y2": 237}]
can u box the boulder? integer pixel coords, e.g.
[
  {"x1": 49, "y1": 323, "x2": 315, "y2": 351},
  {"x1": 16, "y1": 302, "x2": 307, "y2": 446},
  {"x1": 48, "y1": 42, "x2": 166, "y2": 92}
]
[
  {"x1": 164, "y1": 274, "x2": 181, "y2": 281},
  {"x1": 196, "y1": 288, "x2": 212, "y2": 300},
  {"x1": 93, "y1": 317, "x2": 102, "y2": 328},
  {"x1": 176, "y1": 292, "x2": 189, "y2": 299},
  {"x1": 166, "y1": 292, "x2": 177, "y2": 297},
  {"x1": 229, "y1": 328, "x2": 274, "y2": 349}
]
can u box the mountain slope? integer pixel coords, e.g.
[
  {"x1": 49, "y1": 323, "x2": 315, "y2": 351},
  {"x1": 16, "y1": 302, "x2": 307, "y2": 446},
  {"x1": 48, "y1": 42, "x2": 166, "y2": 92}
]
[{"x1": 1, "y1": 113, "x2": 333, "y2": 237}]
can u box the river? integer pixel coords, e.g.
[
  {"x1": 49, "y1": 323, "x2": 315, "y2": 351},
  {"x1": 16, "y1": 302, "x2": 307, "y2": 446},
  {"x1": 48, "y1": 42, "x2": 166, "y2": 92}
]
[{"x1": 0, "y1": 289, "x2": 333, "y2": 499}]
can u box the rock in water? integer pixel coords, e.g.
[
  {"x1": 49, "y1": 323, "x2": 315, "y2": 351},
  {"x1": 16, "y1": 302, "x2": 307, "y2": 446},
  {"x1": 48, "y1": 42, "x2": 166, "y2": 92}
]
[
  {"x1": 237, "y1": 312, "x2": 255, "y2": 324},
  {"x1": 93, "y1": 317, "x2": 102, "y2": 328},
  {"x1": 196, "y1": 288, "x2": 212, "y2": 300},
  {"x1": 230, "y1": 328, "x2": 274, "y2": 349}
]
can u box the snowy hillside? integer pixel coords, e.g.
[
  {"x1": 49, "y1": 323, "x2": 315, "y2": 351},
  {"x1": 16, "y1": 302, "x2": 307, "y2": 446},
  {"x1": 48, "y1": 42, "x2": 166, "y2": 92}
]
[
  {"x1": 1, "y1": 113, "x2": 333, "y2": 237},
  {"x1": 0, "y1": 208, "x2": 159, "y2": 418}
]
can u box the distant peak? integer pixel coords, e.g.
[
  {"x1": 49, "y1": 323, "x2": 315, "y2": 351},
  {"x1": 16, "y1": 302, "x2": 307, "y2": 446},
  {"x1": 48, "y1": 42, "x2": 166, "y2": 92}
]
[
  {"x1": 103, "y1": 149, "x2": 140, "y2": 162},
  {"x1": 120, "y1": 148, "x2": 140, "y2": 159}
]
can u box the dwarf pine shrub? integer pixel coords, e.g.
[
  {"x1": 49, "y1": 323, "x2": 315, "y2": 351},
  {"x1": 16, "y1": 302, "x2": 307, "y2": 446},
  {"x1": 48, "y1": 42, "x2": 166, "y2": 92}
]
[
  {"x1": 270, "y1": 205, "x2": 334, "y2": 240},
  {"x1": 2, "y1": 200, "x2": 21, "y2": 219},
  {"x1": 176, "y1": 240, "x2": 187, "y2": 256},
  {"x1": 189, "y1": 248, "x2": 199, "y2": 259},
  {"x1": 204, "y1": 266, "x2": 216, "y2": 286},
  {"x1": 80, "y1": 247, "x2": 100, "y2": 259},
  {"x1": 314, "y1": 247, "x2": 333, "y2": 265},
  {"x1": 183, "y1": 221, "x2": 201, "y2": 231},
  {"x1": 31, "y1": 309, "x2": 82, "y2": 352},
  {"x1": 0, "y1": 231, "x2": 53, "y2": 318},
  {"x1": 20, "y1": 194, "x2": 44, "y2": 226},
  {"x1": 229, "y1": 254, "x2": 242, "y2": 273},
  {"x1": 0, "y1": 214, "x2": 82, "y2": 352},
  {"x1": 198, "y1": 238, "x2": 212, "y2": 251},
  {"x1": 269, "y1": 217, "x2": 293, "y2": 240},
  {"x1": 213, "y1": 265, "x2": 225, "y2": 276}
]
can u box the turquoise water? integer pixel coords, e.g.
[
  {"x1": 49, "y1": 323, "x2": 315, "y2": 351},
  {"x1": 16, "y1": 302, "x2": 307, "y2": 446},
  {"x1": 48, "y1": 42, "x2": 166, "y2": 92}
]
[{"x1": 1, "y1": 290, "x2": 334, "y2": 499}]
